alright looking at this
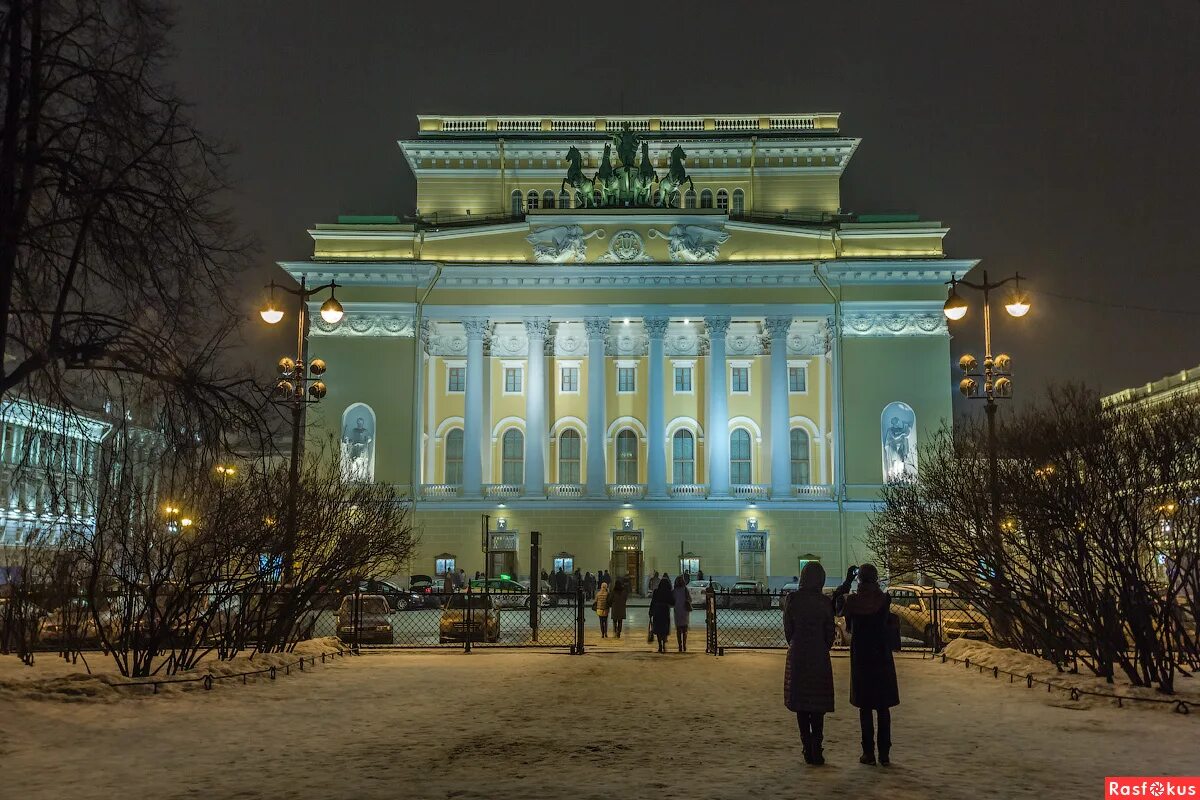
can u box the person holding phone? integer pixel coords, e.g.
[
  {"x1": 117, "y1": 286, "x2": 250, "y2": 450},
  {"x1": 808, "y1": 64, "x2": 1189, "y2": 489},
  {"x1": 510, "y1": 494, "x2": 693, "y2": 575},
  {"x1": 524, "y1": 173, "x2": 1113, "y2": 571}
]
[{"x1": 834, "y1": 563, "x2": 899, "y2": 766}]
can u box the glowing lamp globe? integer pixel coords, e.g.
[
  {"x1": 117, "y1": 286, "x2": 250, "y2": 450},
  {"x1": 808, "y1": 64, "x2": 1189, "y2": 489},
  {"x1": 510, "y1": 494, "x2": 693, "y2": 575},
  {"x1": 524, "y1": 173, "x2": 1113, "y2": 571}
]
[
  {"x1": 1005, "y1": 293, "x2": 1031, "y2": 318},
  {"x1": 319, "y1": 295, "x2": 344, "y2": 324},
  {"x1": 943, "y1": 290, "x2": 968, "y2": 321}
]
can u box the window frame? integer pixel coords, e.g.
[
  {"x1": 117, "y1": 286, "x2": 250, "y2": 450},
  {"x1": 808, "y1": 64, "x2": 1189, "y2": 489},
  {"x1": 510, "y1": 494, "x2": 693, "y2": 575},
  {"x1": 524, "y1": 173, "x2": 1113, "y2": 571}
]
[
  {"x1": 558, "y1": 361, "x2": 580, "y2": 395},
  {"x1": 731, "y1": 188, "x2": 745, "y2": 215},
  {"x1": 511, "y1": 189, "x2": 523, "y2": 216},
  {"x1": 558, "y1": 429, "x2": 582, "y2": 484},
  {"x1": 729, "y1": 360, "x2": 752, "y2": 394},
  {"x1": 730, "y1": 428, "x2": 753, "y2": 485},
  {"x1": 716, "y1": 189, "x2": 729, "y2": 211},
  {"x1": 615, "y1": 429, "x2": 639, "y2": 485},
  {"x1": 700, "y1": 189, "x2": 714, "y2": 209},
  {"x1": 501, "y1": 428, "x2": 525, "y2": 486},
  {"x1": 672, "y1": 428, "x2": 695, "y2": 485},
  {"x1": 672, "y1": 360, "x2": 695, "y2": 395},
  {"x1": 526, "y1": 190, "x2": 540, "y2": 210},
  {"x1": 790, "y1": 427, "x2": 811, "y2": 486},
  {"x1": 445, "y1": 360, "x2": 466, "y2": 394},
  {"x1": 502, "y1": 362, "x2": 524, "y2": 396},
  {"x1": 787, "y1": 360, "x2": 809, "y2": 395},
  {"x1": 684, "y1": 189, "x2": 697, "y2": 209},
  {"x1": 616, "y1": 360, "x2": 638, "y2": 394},
  {"x1": 444, "y1": 427, "x2": 464, "y2": 485}
]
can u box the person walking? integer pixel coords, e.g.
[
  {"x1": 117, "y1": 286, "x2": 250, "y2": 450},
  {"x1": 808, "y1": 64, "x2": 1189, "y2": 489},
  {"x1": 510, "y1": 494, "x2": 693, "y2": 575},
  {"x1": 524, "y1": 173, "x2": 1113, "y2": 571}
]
[
  {"x1": 593, "y1": 581, "x2": 611, "y2": 638},
  {"x1": 648, "y1": 570, "x2": 660, "y2": 597},
  {"x1": 584, "y1": 571, "x2": 596, "y2": 601},
  {"x1": 783, "y1": 561, "x2": 836, "y2": 766},
  {"x1": 649, "y1": 577, "x2": 674, "y2": 653},
  {"x1": 609, "y1": 579, "x2": 629, "y2": 638},
  {"x1": 834, "y1": 563, "x2": 899, "y2": 766},
  {"x1": 672, "y1": 574, "x2": 693, "y2": 652}
]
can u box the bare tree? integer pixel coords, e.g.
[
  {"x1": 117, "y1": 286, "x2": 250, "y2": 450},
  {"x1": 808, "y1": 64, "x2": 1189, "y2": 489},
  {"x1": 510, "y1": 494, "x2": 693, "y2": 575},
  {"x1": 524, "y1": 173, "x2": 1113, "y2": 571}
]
[
  {"x1": 869, "y1": 386, "x2": 1200, "y2": 693},
  {"x1": 0, "y1": 0, "x2": 269, "y2": 453}
]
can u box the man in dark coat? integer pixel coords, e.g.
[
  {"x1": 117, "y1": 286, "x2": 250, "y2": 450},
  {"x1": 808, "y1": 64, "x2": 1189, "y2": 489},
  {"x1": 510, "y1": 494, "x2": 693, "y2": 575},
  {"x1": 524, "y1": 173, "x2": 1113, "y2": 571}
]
[
  {"x1": 834, "y1": 563, "x2": 899, "y2": 766},
  {"x1": 783, "y1": 561, "x2": 835, "y2": 765},
  {"x1": 649, "y1": 577, "x2": 674, "y2": 653}
]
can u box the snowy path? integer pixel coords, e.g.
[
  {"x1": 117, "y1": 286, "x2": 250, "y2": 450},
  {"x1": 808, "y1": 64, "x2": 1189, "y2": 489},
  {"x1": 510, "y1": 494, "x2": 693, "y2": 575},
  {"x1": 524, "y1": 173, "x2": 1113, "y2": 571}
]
[{"x1": 1, "y1": 638, "x2": 1197, "y2": 799}]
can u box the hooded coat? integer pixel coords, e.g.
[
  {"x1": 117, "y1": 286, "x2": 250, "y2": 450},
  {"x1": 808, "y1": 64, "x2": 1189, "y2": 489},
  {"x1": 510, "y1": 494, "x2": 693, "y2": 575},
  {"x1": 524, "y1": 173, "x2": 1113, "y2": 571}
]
[
  {"x1": 594, "y1": 583, "x2": 610, "y2": 617},
  {"x1": 608, "y1": 583, "x2": 629, "y2": 621},
  {"x1": 837, "y1": 579, "x2": 900, "y2": 709},
  {"x1": 783, "y1": 562, "x2": 836, "y2": 713},
  {"x1": 672, "y1": 582, "x2": 692, "y2": 627},
  {"x1": 649, "y1": 578, "x2": 673, "y2": 638}
]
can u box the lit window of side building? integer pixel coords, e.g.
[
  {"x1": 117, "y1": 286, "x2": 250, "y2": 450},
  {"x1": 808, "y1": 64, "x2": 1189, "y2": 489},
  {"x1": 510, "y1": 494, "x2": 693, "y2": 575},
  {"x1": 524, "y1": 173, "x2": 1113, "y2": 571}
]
[{"x1": 285, "y1": 112, "x2": 970, "y2": 593}]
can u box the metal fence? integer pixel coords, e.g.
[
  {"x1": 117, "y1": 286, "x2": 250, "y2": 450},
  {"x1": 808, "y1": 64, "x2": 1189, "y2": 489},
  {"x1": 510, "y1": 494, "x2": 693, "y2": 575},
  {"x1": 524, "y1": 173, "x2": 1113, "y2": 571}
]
[
  {"x1": 706, "y1": 589, "x2": 994, "y2": 655},
  {"x1": 322, "y1": 586, "x2": 585, "y2": 653}
]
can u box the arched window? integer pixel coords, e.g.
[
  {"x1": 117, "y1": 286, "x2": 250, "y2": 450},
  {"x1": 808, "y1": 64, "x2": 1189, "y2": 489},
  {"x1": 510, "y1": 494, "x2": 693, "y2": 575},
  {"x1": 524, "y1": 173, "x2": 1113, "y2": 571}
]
[
  {"x1": 502, "y1": 428, "x2": 524, "y2": 485},
  {"x1": 672, "y1": 430, "x2": 695, "y2": 484},
  {"x1": 731, "y1": 188, "x2": 745, "y2": 215},
  {"x1": 558, "y1": 190, "x2": 571, "y2": 210},
  {"x1": 543, "y1": 190, "x2": 555, "y2": 209},
  {"x1": 559, "y1": 429, "x2": 581, "y2": 484},
  {"x1": 716, "y1": 189, "x2": 729, "y2": 210},
  {"x1": 444, "y1": 428, "x2": 464, "y2": 485},
  {"x1": 526, "y1": 190, "x2": 540, "y2": 211},
  {"x1": 730, "y1": 428, "x2": 752, "y2": 485},
  {"x1": 790, "y1": 428, "x2": 810, "y2": 486},
  {"x1": 684, "y1": 189, "x2": 697, "y2": 209},
  {"x1": 511, "y1": 189, "x2": 523, "y2": 216},
  {"x1": 616, "y1": 430, "x2": 638, "y2": 484},
  {"x1": 700, "y1": 189, "x2": 714, "y2": 209}
]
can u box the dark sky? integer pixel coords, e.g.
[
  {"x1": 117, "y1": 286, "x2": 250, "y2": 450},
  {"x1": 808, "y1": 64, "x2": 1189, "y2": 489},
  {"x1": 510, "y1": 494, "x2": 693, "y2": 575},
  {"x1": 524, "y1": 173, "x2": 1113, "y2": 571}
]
[{"x1": 167, "y1": 1, "x2": 1200, "y2": 405}]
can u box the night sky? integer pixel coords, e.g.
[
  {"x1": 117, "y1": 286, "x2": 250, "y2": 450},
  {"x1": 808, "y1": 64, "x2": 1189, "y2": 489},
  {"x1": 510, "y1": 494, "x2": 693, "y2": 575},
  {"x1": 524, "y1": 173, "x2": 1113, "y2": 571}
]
[{"x1": 167, "y1": 1, "x2": 1200, "y2": 406}]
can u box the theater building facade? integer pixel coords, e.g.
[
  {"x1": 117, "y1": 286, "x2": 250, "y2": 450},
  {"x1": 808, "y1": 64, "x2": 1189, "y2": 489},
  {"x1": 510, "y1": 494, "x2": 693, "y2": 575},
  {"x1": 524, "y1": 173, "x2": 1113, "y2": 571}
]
[{"x1": 282, "y1": 113, "x2": 972, "y2": 591}]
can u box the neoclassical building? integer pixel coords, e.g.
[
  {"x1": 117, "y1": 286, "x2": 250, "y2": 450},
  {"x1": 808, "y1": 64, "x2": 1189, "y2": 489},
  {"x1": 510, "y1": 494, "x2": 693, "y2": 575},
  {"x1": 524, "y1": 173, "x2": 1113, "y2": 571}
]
[{"x1": 283, "y1": 113, "x2": 971, "y2": 590}]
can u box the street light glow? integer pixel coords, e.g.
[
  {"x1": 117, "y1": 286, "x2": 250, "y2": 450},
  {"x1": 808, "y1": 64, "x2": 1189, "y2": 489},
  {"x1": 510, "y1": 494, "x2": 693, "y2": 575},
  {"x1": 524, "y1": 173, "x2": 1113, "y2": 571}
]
[
  {"x1": 320, "y1": 294, "x2": 344, "y2": 324},
  {"x1": 943, "y1": 288, "x2": 968, "y2": 320},
  {"x1": 259, "y1": 303, "x2": 284, "y2": 324}
]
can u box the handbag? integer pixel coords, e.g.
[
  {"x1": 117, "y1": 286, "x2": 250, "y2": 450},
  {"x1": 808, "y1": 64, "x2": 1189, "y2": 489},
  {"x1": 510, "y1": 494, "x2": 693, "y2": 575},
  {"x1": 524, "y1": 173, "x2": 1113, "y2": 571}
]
[
  {"x1": 590, "y1": 599, "x2": 598, "y2": 612},
  {"x1": 647, "y1": 615, "x2": 655, "y2": 643}
]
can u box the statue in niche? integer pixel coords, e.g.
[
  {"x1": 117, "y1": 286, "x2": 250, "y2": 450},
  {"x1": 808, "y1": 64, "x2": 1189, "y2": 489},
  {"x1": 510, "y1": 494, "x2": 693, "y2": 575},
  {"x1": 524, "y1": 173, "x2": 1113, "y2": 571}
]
[
  {"x1": 341, "y1": 411, "x2": 375, "y2": 482},
  {"x1": 881, "y1": 403, "x2": 918, "y2": 482}
]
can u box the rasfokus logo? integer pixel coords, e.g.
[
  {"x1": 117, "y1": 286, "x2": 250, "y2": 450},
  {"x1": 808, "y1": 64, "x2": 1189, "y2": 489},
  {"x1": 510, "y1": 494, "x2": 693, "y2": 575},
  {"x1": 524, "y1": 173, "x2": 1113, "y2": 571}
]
[{"x1": 1106, "y1": 778, "x2": 1200, "y2": 798}]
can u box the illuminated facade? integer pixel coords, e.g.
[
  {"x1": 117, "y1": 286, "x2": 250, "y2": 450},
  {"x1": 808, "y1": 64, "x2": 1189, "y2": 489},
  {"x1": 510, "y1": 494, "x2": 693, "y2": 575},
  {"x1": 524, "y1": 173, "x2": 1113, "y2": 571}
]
[{"x1": 282, "y1": 113, "x2": 971, "y2": 590}]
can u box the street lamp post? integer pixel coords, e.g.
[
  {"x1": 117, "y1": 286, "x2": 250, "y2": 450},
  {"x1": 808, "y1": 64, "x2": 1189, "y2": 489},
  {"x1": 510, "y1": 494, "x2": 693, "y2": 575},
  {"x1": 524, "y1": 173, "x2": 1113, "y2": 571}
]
[
  {"x1": 259, "y1": 276, "x2": 344, "y2": 583},
  {"x1": 944, "y1": 270, "x2": 1030, "y2": 580}
]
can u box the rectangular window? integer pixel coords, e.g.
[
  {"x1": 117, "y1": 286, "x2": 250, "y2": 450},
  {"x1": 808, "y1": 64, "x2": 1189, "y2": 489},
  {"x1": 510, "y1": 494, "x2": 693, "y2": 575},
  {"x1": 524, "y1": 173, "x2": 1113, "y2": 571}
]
[
  {"x1": 789, "y1": 365, "x2": 808, "y2": 393},
  {"x1": 447, "y1": 367, "x2": 465, "y2": 393},
  {"x1": 561, "y1": 366, "x2": 579, "y2": 393},
  {"x1": 731, "y1": 366, "x2": 750, "y2": 393},
  {"x1": 618, "y1": 367, "x2": 636, "y2": 393},
  {"x1": 504, "y1": 366, "x2": 522, "y2": 394},
  {"x1": 674, "y1": 366, "x2": 692, "y2": 393}
]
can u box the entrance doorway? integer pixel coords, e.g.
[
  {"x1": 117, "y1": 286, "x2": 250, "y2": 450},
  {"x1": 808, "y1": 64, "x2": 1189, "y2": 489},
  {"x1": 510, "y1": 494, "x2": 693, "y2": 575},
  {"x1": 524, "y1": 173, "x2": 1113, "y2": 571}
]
[
  {"x1": 611, "y1": 531, "x2": 644, "y2": 595},
  {"x1": 736, "y1": 530, "x2": 769, "y2": 582},
  {"x1": 488, "y1": 531, "x2": 519, "y2": 579}
]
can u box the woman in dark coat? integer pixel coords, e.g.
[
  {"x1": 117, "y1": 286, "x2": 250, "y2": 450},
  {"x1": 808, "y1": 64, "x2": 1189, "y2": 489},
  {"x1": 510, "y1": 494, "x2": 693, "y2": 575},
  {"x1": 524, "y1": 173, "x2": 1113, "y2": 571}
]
[
  {"x1": 834, "y1": 563, "x2": 899, "y2": 766},
  {"x1": 608, "y1": 579, "x2": 630, "y2": 638},
  {"x1": 672, "y1": 574, "x2": 693, "y2": 652},
  {"x1": 649, "y1": 577, "x2": 673, "y2": 653},
  {"x1": 783, "y1": 561, "x2": 835, "y2": 765}
]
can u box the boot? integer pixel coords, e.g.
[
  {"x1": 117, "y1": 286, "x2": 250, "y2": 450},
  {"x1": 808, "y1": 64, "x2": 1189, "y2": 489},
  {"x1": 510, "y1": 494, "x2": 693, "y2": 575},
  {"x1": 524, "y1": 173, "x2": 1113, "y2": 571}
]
[
  {"x1": 859, "y1": 750, "x2": 876, "y2": 766},
  {"x1": 810, "y1": 717, "x2": 825, "y2": 765},
  {"x1": 878, "y1": 746, "x2": 890, "y2": 766},
  {"x1": 799, "y1": 729, "x2": 813, "y2": 765}
]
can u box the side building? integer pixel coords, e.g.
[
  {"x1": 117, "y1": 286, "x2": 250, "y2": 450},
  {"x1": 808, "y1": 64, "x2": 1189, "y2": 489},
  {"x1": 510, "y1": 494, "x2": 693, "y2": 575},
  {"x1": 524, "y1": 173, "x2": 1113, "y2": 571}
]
[{"x1": 284, "y1": 113, "x2": 970, "y2": 592}]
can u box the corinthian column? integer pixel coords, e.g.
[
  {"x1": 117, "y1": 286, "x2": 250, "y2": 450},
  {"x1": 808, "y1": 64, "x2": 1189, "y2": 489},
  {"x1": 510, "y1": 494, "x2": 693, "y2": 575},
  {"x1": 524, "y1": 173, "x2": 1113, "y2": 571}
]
[
  {"x1": 523, "y1": 317, "x2": 551, "y2": 497},
  {"x1": 706, "y1": 316, "x2": 731, "y2": 497},
  {"x1": 644, "y1": 317, "x2": 670, "y2": 498},
  {"x1": 584, "y1": 317, "x2": 610, "y2": 497},
  {"x1": 461, "y1": 318, "x2": 490, "y2": 497},
  {"x1": 765, "y1": 315, "x2": 793, "y2": 498}
]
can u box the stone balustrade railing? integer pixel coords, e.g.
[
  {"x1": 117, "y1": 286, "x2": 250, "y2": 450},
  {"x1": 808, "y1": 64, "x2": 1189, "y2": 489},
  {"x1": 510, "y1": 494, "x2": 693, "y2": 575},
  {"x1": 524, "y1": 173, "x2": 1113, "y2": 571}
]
[
  {"x1": 546, "y1": 483, "x2": 585, "y2": 499},
  {"x1": 731, "y1": 484, "x2": 771, "y2": 499},
  {"x1": 607, "y1": 483, "x2": 647, "y2": 499},
  {"x1": 413, "y1": 482, "x2": 836, "y2": 502},
  {"x1": 483, "y1": 484, "x2": 521, "y2": 500},
  {"x1": 668, "y1": 484, "x2": 709, "y2": 498},
  {"x1": 792, "y1": 484, "x2": 833, "y2": 500},
  {"x1": 420, "y1": 484, "x2": 461, "y2": 500}
]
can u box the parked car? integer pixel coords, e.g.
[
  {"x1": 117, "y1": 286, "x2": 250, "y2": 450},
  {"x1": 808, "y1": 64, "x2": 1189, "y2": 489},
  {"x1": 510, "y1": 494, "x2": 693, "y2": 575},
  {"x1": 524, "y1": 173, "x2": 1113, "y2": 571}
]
[
  {"x1": 468, "y1": 577, "x2": 549, "y2": 608},
  {"x1": 775, "y1": 581, "x2": 800, "y2": 608},
  {"x1": 409, "y1": 574, "x2": 444, "y2": 608},
  {"x1": 888, "y1": 584, "x2": 991, "y2": 646},
  {"x1": 335, "y1": 594, "x2": 394, "y2": 645},
  {"x1": 439, "y1": 592, "x2": 500, "y2": 643},
  {"x1": 317, "y1": 578, "x2": 420, "y2": 612},
  {"x1": 686, "y1": 579, "x2": 725, "y2": 607},
  {"x1": 728, "y1": 580, "x2": 772, "y2": 610},
  {"x1": 38, "y1": 600, "x2": 101, "y2": 647}
]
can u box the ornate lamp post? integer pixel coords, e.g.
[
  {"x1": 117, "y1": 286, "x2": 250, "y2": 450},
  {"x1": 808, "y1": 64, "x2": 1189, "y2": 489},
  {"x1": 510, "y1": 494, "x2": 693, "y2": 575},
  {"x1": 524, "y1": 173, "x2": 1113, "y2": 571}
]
[
  {"x1": 259, "y1": 276, "x2": 344, "y2": 583},
  {"x1": 944, "y1": 270, "x2": 1030, "y2": 573}
]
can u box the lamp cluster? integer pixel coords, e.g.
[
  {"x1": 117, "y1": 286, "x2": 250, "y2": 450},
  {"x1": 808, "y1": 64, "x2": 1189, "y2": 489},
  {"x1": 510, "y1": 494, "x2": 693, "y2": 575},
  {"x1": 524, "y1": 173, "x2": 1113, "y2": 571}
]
[
  {"x1": 275, "y1": 356, "x2": 328, "y2": 402},
  {"x1": 958, "y1": 352, "x2": 1013, "y2": 400}
]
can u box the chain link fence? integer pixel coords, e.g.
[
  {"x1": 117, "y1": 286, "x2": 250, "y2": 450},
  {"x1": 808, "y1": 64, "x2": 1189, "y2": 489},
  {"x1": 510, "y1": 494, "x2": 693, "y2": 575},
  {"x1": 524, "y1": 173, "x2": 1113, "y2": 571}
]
[
  {"x1": 705, "y1": 588, "x2": 995, "y2": 655},
  {"x1": 317, "y1": 586, "x2": 585, "y2": 653}
]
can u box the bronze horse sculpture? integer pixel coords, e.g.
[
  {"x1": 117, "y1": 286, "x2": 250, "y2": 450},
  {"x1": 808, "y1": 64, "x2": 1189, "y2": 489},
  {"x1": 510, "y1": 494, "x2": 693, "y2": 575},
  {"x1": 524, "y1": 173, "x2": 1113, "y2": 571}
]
[
  {"x1": 634, "y1": 141, "x2": 659, "y2": 207},
  {"x1": 561, "y1": 146, "x2": 595, "y2": 208},
  {"x1": 594, "y1": 144, "x2": 620, "y2": 207},
  {"x1": 656, "y1": 145, "x2": 695, "y2": 208}
]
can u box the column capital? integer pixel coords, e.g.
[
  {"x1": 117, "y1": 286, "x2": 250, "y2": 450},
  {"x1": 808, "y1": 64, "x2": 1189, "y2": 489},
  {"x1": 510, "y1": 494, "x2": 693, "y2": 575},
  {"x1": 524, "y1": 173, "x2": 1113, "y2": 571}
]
[
  {"x1": 462, "y1": 317, "x2": 490, "y2": 340},
  {"x1": 705, "y1": 315, "x2": 731, "y2": 337},
  {"x1": 584, "y1": 316, "x2": 611, "y2": 339},
  {"x1": 764, "y1": 315, "x2": 793, "y2": 339},
  {"x1": 643, "y1": 316, "x2": 671, "y2": 338},
  {"x1": 522, "y1": 316, "x2": 552, "y2": 340}
]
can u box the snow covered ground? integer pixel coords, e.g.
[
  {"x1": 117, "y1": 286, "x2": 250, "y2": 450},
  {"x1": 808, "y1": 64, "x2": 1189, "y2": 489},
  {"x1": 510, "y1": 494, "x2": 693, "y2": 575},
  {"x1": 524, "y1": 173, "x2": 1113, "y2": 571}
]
[{"x1": 1, "y1": 628, "x2": 1197, "y2": 799}]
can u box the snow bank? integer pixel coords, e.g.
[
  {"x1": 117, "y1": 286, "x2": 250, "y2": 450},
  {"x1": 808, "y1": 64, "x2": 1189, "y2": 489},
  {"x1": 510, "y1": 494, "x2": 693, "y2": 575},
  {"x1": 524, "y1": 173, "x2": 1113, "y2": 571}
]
[
  {"x1": 0, "y1": 638, "x2": 351, "y2": 703},
  {"x1": 941, "y1": 638, "x2": 1200, "y2": 711}
]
